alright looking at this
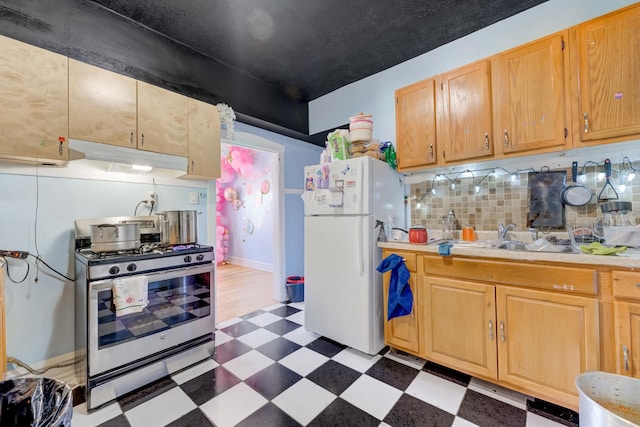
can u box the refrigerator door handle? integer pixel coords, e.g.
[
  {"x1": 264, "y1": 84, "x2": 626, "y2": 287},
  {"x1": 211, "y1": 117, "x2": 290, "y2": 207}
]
[{"x1": 357, "y1": 216, "x2": 364, "y2": 275}]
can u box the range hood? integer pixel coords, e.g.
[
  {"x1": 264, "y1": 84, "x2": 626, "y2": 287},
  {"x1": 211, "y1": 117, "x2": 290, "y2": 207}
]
[{"x1": 69, "y1": 139, "x2": 188, "y2": 171}]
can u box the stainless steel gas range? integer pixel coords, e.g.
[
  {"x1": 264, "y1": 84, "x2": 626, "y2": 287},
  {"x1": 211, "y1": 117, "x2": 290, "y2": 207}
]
[{"x1": 74, "y1": 216, "x2": 215, "y2": 411}]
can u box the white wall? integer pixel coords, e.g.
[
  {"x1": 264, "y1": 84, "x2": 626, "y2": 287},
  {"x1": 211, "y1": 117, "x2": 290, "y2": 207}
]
[{"x1": 309, "y1": 0, "x2": 638, "y2": 141}]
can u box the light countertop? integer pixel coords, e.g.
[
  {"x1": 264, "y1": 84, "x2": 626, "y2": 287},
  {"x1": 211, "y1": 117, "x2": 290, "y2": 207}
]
[{"x1": 378, "y1": 231, "x2": 640, "y2": 269}]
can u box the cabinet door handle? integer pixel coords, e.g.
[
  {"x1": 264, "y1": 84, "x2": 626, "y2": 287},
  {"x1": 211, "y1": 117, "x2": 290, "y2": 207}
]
[
  {"x1": 500, "y1": 320, "x2": 506, "y2": 342},
  {"x1": 484, "y1": 133, "x2": 490, "y2": 150},
  {"x1": 488, "y1": 320, "x2": 494, "y2": 340},
  {"x1": 58, "y1": 141, "x2": 63, "y2": 156},
  {"x1": 503, "y1": 129, "x2": 509, "y2": 148},
  {"x1": 623, "y1": 345, "x2": 629, "y2": 372},
  {"x1": 141, "y1": 133, "x2": 145, "y2": 146},
  {"x1": 191, "y1": 160, "x2": 195, "y2": 172},
  {"x1": 429, "y1": 144, "x2": 434, "y2": 159},
  {"x1": 130, "y1": 131, "x2": 134, "y2": 145},
  {"x1": 583, "y1": 113, "x2": 590, "y2": 134}
]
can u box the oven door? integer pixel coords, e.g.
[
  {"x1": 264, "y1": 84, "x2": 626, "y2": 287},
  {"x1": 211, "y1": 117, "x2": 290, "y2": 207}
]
[{"x1": 87, "y1": 263, "x2": 214, "y2": 376}]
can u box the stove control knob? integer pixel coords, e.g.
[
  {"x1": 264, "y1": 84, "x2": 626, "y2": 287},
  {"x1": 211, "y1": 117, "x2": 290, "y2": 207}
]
[
  {"x1": 196, "y1": 254, "x2": 205, "y2": 261},
  {"x1": 109, "y1": 266, "x2": 120, "y2": 275},
  {"x1": 184, "y1": 255, "x2": 192, "y2": 263},
  {"x1": 127, "y1": 263, "x2": 137, "y2": 272}
]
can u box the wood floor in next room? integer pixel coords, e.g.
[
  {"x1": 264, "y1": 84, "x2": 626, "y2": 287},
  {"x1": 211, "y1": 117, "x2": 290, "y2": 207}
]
[{"x1": 216, "y1": 263, "x2": 276, "y2": 323}]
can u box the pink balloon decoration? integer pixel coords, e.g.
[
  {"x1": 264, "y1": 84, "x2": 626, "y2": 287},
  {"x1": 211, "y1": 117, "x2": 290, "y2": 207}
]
[
  {"x1": 223, "y1": 187, "x2": 237, "y2": 202},
  {"x1": 240, "y1": 163, "x2": 254, "y2": 176}
]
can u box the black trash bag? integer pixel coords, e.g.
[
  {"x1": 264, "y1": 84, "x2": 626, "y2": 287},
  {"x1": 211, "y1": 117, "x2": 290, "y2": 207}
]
[{"x1": 0, "y1": 378, "x2": 72, "y2": 427}]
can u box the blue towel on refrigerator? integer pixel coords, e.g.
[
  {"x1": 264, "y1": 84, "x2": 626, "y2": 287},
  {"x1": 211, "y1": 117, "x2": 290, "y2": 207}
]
[{"x1": 376, "y1": 254, "x2": 413, "y2": 320}]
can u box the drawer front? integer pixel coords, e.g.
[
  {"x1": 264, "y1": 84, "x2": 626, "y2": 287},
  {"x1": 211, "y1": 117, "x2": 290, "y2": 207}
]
[
  {"x1": 612, "y1": 271, "x2": 640, "y2": 300},
  {"x1": 422, "y1": 255, "x2": 597, "y2": 295},
  {"x1": 383, "y1": 250, "x2": 417, "y2": 272}
]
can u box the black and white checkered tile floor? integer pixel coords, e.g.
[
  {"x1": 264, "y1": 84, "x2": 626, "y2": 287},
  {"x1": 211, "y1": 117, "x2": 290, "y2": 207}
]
[{"x1": 72, "y1": 302, "x2": 579, "y2": 427}]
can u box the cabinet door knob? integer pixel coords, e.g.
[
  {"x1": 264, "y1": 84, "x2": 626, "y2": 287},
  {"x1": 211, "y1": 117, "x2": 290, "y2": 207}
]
[
  {"x1": 583, "y1": 113, "x2": 590, "y2": 134},
  {"x1": 503, "y1": 129, "x2": 509, "y2": 148}
]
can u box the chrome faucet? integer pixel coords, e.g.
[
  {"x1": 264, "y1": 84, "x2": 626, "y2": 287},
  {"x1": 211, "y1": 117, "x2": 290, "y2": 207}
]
[
  {"x1": 528, "y1": 227, "x2": 538, "y2": 241},
  {"x1": 498, "y1": 223, "x2": 516, "y2": 240}
]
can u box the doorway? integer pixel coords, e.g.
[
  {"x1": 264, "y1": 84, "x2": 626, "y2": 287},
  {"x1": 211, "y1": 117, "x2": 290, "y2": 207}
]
[{"x1": 210, "y1": 132, "x2": 287, "y2": 323}]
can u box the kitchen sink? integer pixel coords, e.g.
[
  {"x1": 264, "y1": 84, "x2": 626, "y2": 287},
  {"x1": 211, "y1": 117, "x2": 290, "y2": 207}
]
[{"x1": 497, "y1": 241, "x2": 580, "y2": 254}]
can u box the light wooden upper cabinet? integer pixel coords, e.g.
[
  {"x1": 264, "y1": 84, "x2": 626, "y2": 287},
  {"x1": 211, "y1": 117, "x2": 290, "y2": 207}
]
[
  {"x1": 497, "y1": 286, "x2": 599, "y2": 409},
  {"x1": 437, "y1": 60, "x2": 493, "y2": 164},
  {"x1": 571, "y1": 4, "x2": 640, "y2": 145},
  {"x1": 137, "y1": 81, "x2": 189, "y2": 157},
  {"x1": 69, "y1": 59, "x2": 137, "y2": 148},
  {"x1": 395, "y1": 78, "x2": 437, "y2": 171},
  {"x1": 183, "y1": 99, "x2": 221, "y2": 179},
  {"x1": 422, "y1": 276, "x2": 498, "y2": 380},
  {"x1": 492, "y1": 31, "x2": 570, "y2": 155},
  {"x1": 0, "y1": 35, "x2": 68, "y2": 162}
]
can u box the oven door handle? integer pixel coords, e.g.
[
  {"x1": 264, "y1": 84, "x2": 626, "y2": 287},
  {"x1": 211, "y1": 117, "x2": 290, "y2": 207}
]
[
  {"x1": 89, "y1": 263, "x2": 214, "y2": 294},
  {"x1": 91, "y1": 282, "x2": 114, "y2": 292}
]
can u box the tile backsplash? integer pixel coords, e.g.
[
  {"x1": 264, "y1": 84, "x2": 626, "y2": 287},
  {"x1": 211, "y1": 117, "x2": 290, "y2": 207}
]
[{"x1": 409, "y1": 163, "x2": 639, "y2": 233}]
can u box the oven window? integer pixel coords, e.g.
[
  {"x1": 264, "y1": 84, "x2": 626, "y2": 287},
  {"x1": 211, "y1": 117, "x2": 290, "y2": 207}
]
[{"x1": 96, "y1": 271, "x2": 211, "y2": 349}]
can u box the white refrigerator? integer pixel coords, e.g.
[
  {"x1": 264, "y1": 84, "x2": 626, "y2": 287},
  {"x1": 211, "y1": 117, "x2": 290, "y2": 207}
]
[{"x1": 303, "y1": 156, "x2": 405, "y2": 355}]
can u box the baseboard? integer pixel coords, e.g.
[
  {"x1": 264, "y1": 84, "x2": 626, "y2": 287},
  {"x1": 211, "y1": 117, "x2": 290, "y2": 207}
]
[
  {"x1": 225, "y1": 257, "x2": 273, "y2": 272},
  {"x1": 5, "y1": 351, "x2": 80, "y2": 388}
]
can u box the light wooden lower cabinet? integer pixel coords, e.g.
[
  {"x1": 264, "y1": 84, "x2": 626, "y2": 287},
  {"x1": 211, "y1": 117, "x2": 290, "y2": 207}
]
[
  {"x1": 381, "y1": 251, "x2": 420, "y2": 355},
  {"x1": 612, "y1": 270, "x2": 640, "y2": 379},
  {"x1": 614, "y1": 302, "x2": 640, "y2": 378},
  {"x1": 383, "y1": 272, "x2": 420, "y2": 355},
  {"x1": 383, "y1": 253, "x2": 600, "y2": 411},
  {"x1": 422, "y1": 276, "x2": 497, "y2": 380},
  {"x1": 496, "y1": 286, "x2": 598, "y2": 409}
]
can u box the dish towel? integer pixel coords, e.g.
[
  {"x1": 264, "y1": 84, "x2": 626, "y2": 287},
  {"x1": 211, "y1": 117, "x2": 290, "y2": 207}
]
[
  {"x1": 112, "y1": 276, "x2": 149, "y2": 316},
  {"x1": 376, "y1": 254, "x2": 413, "y2": 320}
]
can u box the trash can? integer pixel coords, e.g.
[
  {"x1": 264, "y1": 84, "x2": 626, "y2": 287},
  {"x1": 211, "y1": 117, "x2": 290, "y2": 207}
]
[
  {"x1": 286, "y1": 276, "x2": 304, "y2": 302},
  {"x1": 0, "y1": 377, "x2": 73, "y2": 426},
  {"x1": 576, "y1": 371, "x2": 640, "y2": 426}
]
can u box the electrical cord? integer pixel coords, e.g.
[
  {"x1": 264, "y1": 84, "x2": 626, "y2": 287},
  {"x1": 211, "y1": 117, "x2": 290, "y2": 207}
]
[
  {"x1": 133, "y1": 200, "x2": 147, "y2": 216},
  {"x1": 27, "y1": 253, "x2": 75, "y2": 282},
  {"x1": 1, "y1": 256, "x2": 30, "y2": 283},
  {"x1": 2, "y1": 253, "x2": 76, "y2": 283},
  {"x1": 6, "y1": 355, "x2": 82, "y2": 376}
]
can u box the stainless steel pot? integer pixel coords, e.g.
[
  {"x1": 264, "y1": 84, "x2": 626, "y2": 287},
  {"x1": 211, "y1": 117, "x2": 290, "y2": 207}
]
[
  {"x1": 90, "y1": 223, "x2": 141, "y2": 253},
  {"x1": 159, "y1": 210, "x2": 198, "y2": 245},
  {"x1": 576, "y1": 371, "x2": 640, "y2": 426}
]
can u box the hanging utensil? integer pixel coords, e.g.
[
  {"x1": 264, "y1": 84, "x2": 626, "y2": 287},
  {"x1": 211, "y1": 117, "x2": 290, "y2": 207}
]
[
  {"x1": 597, "y1": 158, "x2": 619, "y2": 201},
  {"x1": 561, "y1": 161, "x2": 594, "y2": 206}
]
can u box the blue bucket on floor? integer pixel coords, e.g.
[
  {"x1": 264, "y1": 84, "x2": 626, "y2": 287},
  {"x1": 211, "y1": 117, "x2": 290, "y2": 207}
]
[{"x1": 286, "y1": 276, "x2": 304, "y2": 302}]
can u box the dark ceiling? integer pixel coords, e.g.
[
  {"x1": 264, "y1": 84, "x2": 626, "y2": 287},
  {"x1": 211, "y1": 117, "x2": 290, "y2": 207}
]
[
  {"x1": 0, "y1": 0, "x2": 548, "y2": 144},
  {"x1": 88, "y1": 0, "x2": 548, "y2": 102}
]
